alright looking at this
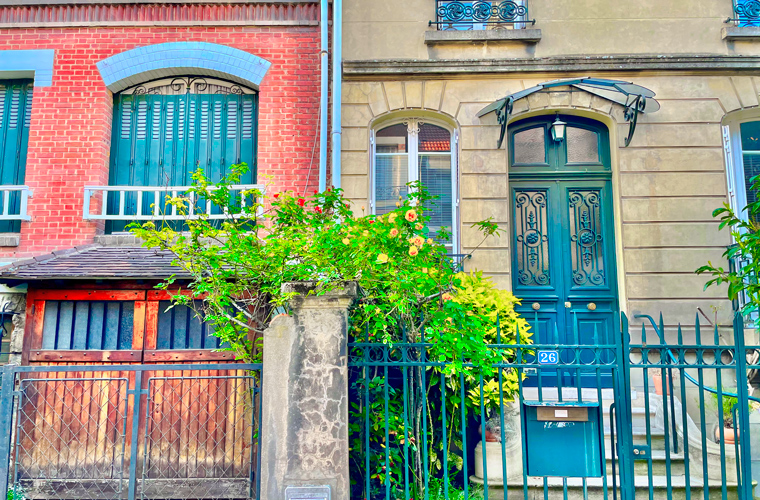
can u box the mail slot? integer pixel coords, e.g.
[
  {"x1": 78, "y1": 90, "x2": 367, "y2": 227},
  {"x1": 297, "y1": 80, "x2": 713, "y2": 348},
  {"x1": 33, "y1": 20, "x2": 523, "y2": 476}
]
[{"x1": 523, "y1": 401, "x2": 603, "y2": 477}]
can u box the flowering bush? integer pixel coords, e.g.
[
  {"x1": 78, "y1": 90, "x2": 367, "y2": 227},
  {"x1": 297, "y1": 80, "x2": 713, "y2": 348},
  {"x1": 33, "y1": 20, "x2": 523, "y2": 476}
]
[
  {"x1": 133, "y1": 164, "x2": 532, "y2": 499},
  {"x1": 133, "y1": 164, "x2": 530, "y2": 375}
]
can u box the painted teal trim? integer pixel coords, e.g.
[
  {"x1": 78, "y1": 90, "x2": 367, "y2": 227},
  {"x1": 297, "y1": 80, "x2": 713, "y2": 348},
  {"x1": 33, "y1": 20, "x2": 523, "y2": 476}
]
[
  {"x1": 96, "y1": 42, "x2": 271, "y2": 93},
  {"x1": 0, "y1": 50, "x2": 54, "y2": 87}
]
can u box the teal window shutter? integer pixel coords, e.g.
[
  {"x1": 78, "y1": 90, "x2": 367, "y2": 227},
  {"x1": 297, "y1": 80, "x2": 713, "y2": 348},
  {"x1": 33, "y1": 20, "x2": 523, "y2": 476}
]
[
  {"x1": 107, "y1": 78, "x2": 258, "y2": 233},
  {"x1": 0, "y1": 80, "x2": 33, "y2": 233}
]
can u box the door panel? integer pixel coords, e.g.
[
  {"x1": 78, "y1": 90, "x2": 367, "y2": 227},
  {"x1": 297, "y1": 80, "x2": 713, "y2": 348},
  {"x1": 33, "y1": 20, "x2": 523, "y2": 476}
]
[{"x1": 512, "y1": 181, "x2": 617, "y2": 388}]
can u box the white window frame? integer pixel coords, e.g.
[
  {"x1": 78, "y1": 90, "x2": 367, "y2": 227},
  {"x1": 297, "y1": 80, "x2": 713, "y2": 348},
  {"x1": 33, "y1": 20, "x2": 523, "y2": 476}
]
[
  {"x1": 370, "y1": 117, "x2": 460, "y2": 254},
  {"x1": 723, "y1": 115, "x2": 760, "y2": 221},
  {"x1": 723, "y1": 115, "x2": 760, "y2": 326}
]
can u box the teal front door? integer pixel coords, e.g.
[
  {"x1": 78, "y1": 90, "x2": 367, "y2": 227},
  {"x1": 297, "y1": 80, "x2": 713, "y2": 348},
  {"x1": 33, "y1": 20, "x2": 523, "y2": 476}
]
[
  {"x1": 509, "y1": 116, "x2": 618, "y2": 387},
  {"x1": 108, "y1": 77, "x2": 258, "y2": 233}
]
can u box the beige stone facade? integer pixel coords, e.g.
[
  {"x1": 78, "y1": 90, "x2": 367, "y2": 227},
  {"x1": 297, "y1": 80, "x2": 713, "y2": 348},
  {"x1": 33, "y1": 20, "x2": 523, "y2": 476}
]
[
  {"x1": 339, "y1": 71, "x2": 760, "y2": 330},
  {"x1": 343, "y1": 0, "x2": 756, "y2": 61}
]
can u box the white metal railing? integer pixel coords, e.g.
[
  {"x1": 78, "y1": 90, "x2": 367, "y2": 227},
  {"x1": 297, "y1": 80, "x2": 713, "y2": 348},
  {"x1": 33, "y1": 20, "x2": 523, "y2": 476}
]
[
  {"x1": 83, "y1": 185, "x2": 266, "y2": 221},
  {"x1": 0, "y1": 185, "x2": 32, "y2": 221}
]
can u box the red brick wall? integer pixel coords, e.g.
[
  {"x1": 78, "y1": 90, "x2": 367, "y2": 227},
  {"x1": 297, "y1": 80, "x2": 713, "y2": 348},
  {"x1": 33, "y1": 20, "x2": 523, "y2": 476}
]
[{"x1": 0, "y1": 26, "x2": 322, "y2": 259}]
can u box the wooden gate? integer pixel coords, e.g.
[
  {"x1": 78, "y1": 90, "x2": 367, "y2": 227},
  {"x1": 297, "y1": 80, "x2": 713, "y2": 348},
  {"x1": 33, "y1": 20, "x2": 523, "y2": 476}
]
[{"x1": 14, "y1": 288, "x2": 258, "y2": 499}]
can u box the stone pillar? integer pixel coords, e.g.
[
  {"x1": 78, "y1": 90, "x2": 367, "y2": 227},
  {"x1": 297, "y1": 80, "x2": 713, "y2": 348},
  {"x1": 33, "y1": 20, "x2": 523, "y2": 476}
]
[
  {"x1": 259, "y1": 282, "x2": 357, "y2": 500},
  {"x1": 0, "y1": 289, "x2": 26, "y2": 365}
]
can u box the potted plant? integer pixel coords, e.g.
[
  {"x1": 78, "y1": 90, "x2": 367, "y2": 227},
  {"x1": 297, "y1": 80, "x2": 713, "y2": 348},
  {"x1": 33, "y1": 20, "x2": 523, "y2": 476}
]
[
  {"x1": 706, "y1": 390, "x2": 753, "y2": 445},
  {"x1": 468, "y1": 378, "x2": 522, "y2": 483},
  {"x1": 648, "y1": 368, "x2": 678, "y2": 396}
]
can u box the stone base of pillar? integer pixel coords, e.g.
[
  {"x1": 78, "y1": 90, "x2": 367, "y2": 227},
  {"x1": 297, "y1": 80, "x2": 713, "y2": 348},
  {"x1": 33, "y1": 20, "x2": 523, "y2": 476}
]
[{"x1": 259, "y1": 282, "x2": 357, "y2": 500}]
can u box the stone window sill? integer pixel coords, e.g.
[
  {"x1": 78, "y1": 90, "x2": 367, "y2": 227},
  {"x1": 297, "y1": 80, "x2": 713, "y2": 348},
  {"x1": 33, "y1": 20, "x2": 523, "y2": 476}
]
[
  {"x1": 95, "y1": 234, "x2": 141, "y2": 246},
  {"x1": 0, "y1": 234, "x2": 20, "y2": 247},
  {"x1": 424, "y1": 28, "x2": 542, "y2": 45},
  {"x1": 723, "y1": 26, "x2": 760, "y2": 40}
]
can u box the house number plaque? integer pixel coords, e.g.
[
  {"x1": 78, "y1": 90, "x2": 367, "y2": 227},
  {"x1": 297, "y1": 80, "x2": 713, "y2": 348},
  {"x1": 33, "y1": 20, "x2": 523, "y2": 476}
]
[{"x1": 285, "y1": 486, "x2": 331, "y2": 500}]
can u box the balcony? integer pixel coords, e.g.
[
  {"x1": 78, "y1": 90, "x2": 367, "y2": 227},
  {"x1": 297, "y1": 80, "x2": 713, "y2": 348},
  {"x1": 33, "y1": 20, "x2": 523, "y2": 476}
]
[
  {"x1": 83, "y1": 185, "x2": 266, "y2": 229},
  {"x1": 427, "y1": 0, "x2": 540, "y2": 44},
  {"x1": 723, "y1": 0, "x2": 760, "y2": 39}
]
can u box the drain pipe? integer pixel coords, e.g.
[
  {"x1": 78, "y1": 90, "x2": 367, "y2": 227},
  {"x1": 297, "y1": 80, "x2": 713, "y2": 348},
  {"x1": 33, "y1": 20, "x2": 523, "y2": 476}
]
[
  {"x1": 318, "y1": 0, "x2": 329, "y2": 191},
  {"x1": 330, "y1": 0, "x2": 342, "y2": 189}
]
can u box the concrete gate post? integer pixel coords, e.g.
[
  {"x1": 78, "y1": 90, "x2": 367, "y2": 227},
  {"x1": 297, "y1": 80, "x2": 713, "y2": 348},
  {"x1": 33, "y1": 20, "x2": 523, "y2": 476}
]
[{"x1": 259, "y1": 282, "x2": 358, "y2": 500}]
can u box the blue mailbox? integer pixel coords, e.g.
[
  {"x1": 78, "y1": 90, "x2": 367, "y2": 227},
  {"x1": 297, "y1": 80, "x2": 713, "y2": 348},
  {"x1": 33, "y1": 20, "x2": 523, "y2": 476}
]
[{"x1": 523, "y1": 401, "x2": 603, "y2": 477}]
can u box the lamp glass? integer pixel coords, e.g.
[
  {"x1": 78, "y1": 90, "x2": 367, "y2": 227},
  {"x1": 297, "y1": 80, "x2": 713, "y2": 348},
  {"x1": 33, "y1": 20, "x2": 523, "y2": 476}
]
[{"x1": 551, "y1": 117, "x2": 566, "y2": 142}]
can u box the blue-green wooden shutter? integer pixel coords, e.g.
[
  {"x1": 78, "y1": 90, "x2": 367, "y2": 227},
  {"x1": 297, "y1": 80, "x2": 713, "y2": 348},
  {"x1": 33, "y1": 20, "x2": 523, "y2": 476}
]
[
  {"x1": 0, "y1": 80, "x2": 33, "y2": 233},
  {"x1": 108, "y1": 89, "x2": 258, "y2": 233}
]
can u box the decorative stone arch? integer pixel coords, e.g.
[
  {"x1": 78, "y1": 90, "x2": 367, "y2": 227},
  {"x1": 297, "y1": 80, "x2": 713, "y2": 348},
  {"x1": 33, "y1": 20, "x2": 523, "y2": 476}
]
[
  {"x1": 96, "y1": 42, "x2": 271, "y2": 93},
  {"x1": 370, "y1": 108, "x2": 459, "y2": 133}
]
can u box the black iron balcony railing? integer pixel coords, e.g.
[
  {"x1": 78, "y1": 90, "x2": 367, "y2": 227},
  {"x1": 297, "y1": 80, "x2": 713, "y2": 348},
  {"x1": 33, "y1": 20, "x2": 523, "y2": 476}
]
[
  {"x1": 430, "y1": 0, "x2": 535, "y2": 30},
  {"x1": 726, "y1": 0, "x2": 760, "y2": 26}
]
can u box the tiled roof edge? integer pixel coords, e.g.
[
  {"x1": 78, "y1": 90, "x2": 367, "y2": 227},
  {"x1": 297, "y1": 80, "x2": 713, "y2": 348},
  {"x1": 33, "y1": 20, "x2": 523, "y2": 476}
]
[{"x1": 0, "y1": 244, "x2": 102, "y2": 275}]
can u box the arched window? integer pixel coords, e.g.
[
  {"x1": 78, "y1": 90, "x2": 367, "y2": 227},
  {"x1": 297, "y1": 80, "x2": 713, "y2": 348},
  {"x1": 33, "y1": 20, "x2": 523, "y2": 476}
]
[
  {"x1": 107, "y1": 76, "x2": 258, "y2": 233},
  {"x1": 372, "y1": 119, "x2": 458, "y2": 252}
]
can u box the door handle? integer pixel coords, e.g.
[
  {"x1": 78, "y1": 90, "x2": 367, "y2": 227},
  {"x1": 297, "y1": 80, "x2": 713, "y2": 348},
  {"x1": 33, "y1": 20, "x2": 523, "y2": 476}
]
[
  {"x1": 564, "y1": 302, "x2": 572, "y2": 308},
  {"x1": 587, "y1": 303, "x2": 597, "y2": 311},
  {"x1": 532, "y1": 302, "x2": 540, "y2": 311}
]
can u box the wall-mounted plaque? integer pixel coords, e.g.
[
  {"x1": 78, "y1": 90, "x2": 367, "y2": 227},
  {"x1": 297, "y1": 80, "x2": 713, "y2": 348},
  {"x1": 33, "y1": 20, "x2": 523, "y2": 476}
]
[{"x1": 285, "y1": 485, "x2": 331, "y2": 500}]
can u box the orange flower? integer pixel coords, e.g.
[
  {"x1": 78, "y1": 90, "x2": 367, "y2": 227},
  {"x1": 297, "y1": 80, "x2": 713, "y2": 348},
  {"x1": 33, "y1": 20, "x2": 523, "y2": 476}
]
[
  {"x1": 442, "y1": 293, "x2": 454, "y2": 301},
  {"x1": 389, "y1": 228, "x2": 399, "y2": 237},
  {"x1": 408, "y1": 245, "x2": 419, "y2": 257},
  {"x1": 388, "y1": 213, "x2": 398, "y2": 223},
  {"x1": 415, "y1": 223, "x2": 423, "y2": 230},
  {"x1": 410, "y1": 235, "x2": 424, "y2": 247},
  {"x1": 342, "y1": 238, "x2": 350, "y2": 245},
  {"x1": 405, "y1": 210, "x2": 418, "y2": 222},
  {"x1": 377, "y1": 253, "x2": 389, "y2": 264}
]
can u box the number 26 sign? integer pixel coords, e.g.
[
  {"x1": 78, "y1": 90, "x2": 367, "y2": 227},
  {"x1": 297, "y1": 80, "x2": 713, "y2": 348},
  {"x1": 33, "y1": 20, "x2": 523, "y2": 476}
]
[{"x1": 537, "y1": 350, "x2": 559, "y2": 365}]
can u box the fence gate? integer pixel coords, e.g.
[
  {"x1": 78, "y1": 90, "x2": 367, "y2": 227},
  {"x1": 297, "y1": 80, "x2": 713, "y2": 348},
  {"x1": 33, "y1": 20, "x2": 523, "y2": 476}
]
[
  {"x1": 347, "y1": 312, "x2": 759, "y2": 500},
  {"x1": 0, "y1": 363, "x2": 262, "y2": 500}
]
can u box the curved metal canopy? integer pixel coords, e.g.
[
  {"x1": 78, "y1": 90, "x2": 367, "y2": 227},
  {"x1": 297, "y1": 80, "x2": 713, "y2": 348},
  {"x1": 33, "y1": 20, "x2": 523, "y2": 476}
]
[{"x1": 477, "y1": 77, "x2": 660, "y2": 149}]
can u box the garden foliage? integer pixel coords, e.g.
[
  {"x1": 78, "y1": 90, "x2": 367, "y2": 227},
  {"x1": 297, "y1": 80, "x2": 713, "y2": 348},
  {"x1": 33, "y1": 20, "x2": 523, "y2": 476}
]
[{"x1": 131, "y1": 164, "x2": 531, "y2": 498}]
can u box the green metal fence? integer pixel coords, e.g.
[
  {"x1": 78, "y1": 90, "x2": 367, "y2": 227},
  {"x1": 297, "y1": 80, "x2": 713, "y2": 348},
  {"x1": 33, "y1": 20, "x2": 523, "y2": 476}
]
[{"x1": 348, "y1": 312, "x2": 760, "y2": 500}]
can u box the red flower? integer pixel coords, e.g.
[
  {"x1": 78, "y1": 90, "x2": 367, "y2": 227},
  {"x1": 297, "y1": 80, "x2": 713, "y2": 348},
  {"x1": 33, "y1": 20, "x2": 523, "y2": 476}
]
[
  {"x1": 369, "y1": 220, "x2": 375, "y2": 224},
  {"x1": 273, "y1": 193, "x2": 280, "y2": 199},
  {"x1": 315, "y1": 206, "x2": 323, "y2": 214},
  {"x1": 314, "y1": 189, "x2": 318, "y2": 194},
  {"x1": 297, "y1": 198, "x2": 305, "y2": 207}
]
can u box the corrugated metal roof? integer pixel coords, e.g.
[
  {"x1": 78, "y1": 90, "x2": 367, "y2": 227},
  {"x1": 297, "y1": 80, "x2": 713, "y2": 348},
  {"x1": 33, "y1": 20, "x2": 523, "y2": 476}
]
[{"x1": 0, "y1": 245, "x2": 190, "y2": 280}]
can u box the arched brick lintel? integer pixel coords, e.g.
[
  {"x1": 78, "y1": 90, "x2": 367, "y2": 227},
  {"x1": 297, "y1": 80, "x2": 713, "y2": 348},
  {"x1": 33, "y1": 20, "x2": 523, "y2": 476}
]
[{"x1": 96, "y1": 42, "x2": 271, "y2": 93}]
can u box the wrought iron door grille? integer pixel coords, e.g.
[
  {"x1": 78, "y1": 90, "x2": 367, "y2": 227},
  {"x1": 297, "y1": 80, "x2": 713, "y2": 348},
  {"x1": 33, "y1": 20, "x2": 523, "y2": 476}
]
[{"x1": 430, "y1": 0, "x2": 534, "y2": 30}]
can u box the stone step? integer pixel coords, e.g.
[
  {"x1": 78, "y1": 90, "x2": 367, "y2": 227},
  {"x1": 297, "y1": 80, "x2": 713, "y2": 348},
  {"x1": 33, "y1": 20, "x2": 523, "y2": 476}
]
[
  {"x1": 471, "y1": 475, "x2": 740, "y2": 500},
  {"x1": 605, "y1": 429, "x2": 668, "y2": 454},
  {"x1": 605, "y1": 450, "x2": 686, "y2": 476}
]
